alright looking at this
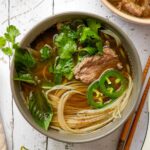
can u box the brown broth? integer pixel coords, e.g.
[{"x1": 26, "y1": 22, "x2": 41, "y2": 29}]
[{"x1": 31, "y1": 26, "x2": 57, "y2": 50}]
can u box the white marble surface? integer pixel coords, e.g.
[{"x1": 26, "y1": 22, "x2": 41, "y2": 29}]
[{"x1": 0, "y1": 0, "x2": 149, "y2": 150}]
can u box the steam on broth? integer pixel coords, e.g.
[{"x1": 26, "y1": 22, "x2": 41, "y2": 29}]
[
  {"x1": 14, "y1": 18, "x2": 133, "y2": 133},
  {"x1": 108, "y1": 0, "x2": 150, "y2": 18}
]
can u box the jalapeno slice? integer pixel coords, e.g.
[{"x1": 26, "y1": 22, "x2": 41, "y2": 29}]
[
  {"x1": 87, "y1": 69, "x2": 128, "y2": 109},
  {"x1": 87, "y1": 80, "x2": 105, "y2": 108},
  {"x1": 99, "y1": 69, "x2": 128, "y2": 99}
]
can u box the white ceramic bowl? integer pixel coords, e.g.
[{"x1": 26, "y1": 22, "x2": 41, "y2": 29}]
[{"x1": 11, "y1": 12, "x2": 142, "y2": 143}]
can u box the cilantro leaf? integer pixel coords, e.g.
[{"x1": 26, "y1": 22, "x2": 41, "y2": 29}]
[
  {"x1": 13, "y1": 42, "x2": 20, "y2": 49},
  {"x1": 58, "y1": 40, "x2": 77, "y2": 59},
  {"x1": 54, "y1": 24, "x2": 77, "y2": 59},
  {"x1": 54, "y1": 58, "x2": 74, "y2": 80},
  {"x1": 60, "y1": 24, "x2": 70, "y2": 32},
  {"x1": 0, "y1": 25, "x2": 20, "y2": 56},
  {"x1": 40, "y1": 44, "x2": 52, "y2": 60},
  {"x1": 60, "y1": 24, "x2": 78, "y2": 39},
  {"x1": 0, "y1": 36, "x2": 6, "y2": 48},
  {"x1": 4, "y1": 25, "x2": 20, "y2": 43},
  {"x1": 2, "y1": 47, "x2": 13, "y2": 56},
  {"x1": 54, "y1": 33, "x2": 77, "y2": 59},
  {"x1": 79, "y1": 26, "x2": 103, "y2": 54},
  {"x1": 79, "y1": 27, "x2": 100, "y2": 44},
  {"x1": 86, "y1": 18, "x2": 101, "y2": 34}
]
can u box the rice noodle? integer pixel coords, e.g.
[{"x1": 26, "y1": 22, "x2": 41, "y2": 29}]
[{"x1": 45, "y1": 75, "x2": 133, "y2": 134}]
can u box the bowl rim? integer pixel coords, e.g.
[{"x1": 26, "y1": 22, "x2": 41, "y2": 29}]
[
  {"x1": 10, "y1": 11, "x2": 142, "y2": 143},
  {"x1": 101, "y1": 0, "x2": 150, "y2": 25}
]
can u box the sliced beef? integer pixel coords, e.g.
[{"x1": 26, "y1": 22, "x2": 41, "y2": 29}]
[{"x1": 74, "y1": 47, "x2": 122, "y2": 84}]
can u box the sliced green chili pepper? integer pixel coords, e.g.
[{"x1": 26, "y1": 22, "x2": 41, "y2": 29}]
[
  {"x1": 87, "y1": 80, "x2": 105, "y2": 108},
  {"x1": 87, "y1": 69, "x2": 128, "y2": 109},
  {"x1": 99, "y1": 69, "x2": 128, "y2": 99},
  {"x1": 87, "y1": 80, "x2": 115, "y2": 109}
]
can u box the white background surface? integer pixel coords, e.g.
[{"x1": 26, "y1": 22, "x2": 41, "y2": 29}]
[
  {"x1": 0, "y1": 0, "x2": 149, "y2": 150},
  {"x1": 142, "y1": 92, "x2": 150, "y2": 150}
]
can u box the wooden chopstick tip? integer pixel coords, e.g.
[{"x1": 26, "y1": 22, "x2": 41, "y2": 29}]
[{"x1": 117, "y1": 56, "x2": 150, "y2": 150}]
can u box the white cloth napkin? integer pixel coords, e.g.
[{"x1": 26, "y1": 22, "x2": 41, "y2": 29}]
[{"x1": 0, "y1": 116, "x2": 7, "y2": 150}]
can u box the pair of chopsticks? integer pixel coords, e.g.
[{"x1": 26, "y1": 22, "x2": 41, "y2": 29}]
[{"x1": 117, "y1": 56, "x2": 150, "y2": 150}]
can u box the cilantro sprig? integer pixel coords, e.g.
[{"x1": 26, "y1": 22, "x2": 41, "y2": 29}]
[{"x1": 0, "y1": 25, "x2": 20, "y2": 56}]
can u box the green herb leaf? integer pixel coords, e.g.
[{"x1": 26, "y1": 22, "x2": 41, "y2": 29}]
[
  {"x1": 79, "y1": 26, "x2": 103, "y2": 54},
  {"x1": 54, "y1": 24, "x2": 77, "y2": 59},
  {"x1": 54, "y1": 58, "x2": 74, "y2": 80},
  {"x1": 96, "y1": 41, "x2": 103, "y2": 53},
  {"x1": 14, "y1": 73, "x2": 36, "y2": 84},
  {"x1": 29, "y1": 91, "x2": 53, "y2": 130},
  {"x1": 2, "y1": 47, "x2": 13, "y2": 56},
  {"x1": 60, "y1": 24, "x2": 71, "y2": 32},
  {"x1": 86, "y1": 18, "x2": 101, "y2": 34},
  {"x1": 54, "y1": 73, "x2": 62, "y2": 85},
  {"x1": 23, "y1": 52, "x2": 36, "y2": 68},
  {"x1": 77, "y1": 54, "x2": 86, "y2": 63},
  {"x1": 15, "y1": 48, "x2": 36, "y2": 72},
  {"x1": 78, "y1": 46, "x2": 97, "y2": 55},
  {"x1": 41, "y1": 81, "x2": 54, "y2": 89},
  {"x1": 0, "y1": 36, "x2": 6, "y2": 48},
  {"x1": 4, "y1": 25, "x2": 20, "y2": 43},
  {"x1": 0, "y1": 25, "x2": 20, "y2": 56},
  {"x1": 79, "y1": 27, "x2": 100, "y2": 44},
  {"x1": 60, "y1": 24, "x2": 78, "y2": 39},
  {"x1": 58, "y1": 40, "x2": 77, "y2": 59},
  {"x1": 13, "y1": 42, "x2": 20, "y2": 49},
  {"x1": 40, "y1": 44, "x2": 52, "y2": 60}
]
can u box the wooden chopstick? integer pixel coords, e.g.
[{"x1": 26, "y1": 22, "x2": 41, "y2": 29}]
[
  {"x1": 124, "y1": 77, "x2": 150, "y2": 150},
  {"x1": 117, "y1": 56, "x2": 150, "y2": 150},
  {"x1": 142, "y1": 56, "x2": 150, "y2": 83}
]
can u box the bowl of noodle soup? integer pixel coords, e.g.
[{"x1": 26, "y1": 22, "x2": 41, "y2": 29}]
[{"x1": 10, "y1": 12, "x2": 142, "y2": 143}]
